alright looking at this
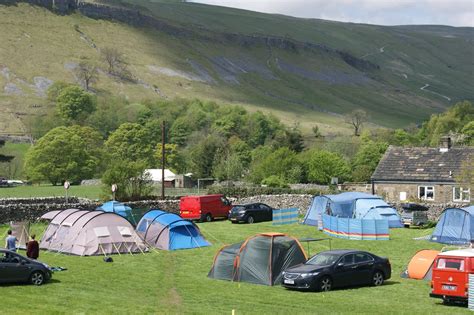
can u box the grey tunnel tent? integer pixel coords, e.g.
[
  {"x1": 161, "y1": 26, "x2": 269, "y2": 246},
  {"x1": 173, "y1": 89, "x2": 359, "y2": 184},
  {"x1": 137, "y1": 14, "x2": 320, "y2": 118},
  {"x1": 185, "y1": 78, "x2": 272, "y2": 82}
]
[
  {"x1": 208, "y1": 233, "x2": 307, "y2": 286},
  {"x1": 40, "y1": 209, "x2": 148, "y2": 256}
]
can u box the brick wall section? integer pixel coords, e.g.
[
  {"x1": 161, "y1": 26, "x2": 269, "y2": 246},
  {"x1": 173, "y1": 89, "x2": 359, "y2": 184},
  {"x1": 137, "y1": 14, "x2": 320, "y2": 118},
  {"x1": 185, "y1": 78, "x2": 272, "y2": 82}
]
[{"x1": 0, "y1": 195, "x2": 468, "y2": 223}]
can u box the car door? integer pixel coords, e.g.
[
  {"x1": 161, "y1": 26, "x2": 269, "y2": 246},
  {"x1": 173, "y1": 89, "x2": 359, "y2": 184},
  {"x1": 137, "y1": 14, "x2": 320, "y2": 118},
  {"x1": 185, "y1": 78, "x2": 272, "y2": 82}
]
[
  {"x1": 353, "y1": 253, "x2": 375, "y2": 284},
  {"x1": 332, "y1": 254, "x2": 360, "y2": 287},
  {"x1": 259, "y1": 204, "x2": 273, "y2": 222},
  {"x1": 247, "y1": 204, "x2": 259, "y2": 221},
  {"x1": 0, "y1": 253, "x2": 30, "y2": 282}
]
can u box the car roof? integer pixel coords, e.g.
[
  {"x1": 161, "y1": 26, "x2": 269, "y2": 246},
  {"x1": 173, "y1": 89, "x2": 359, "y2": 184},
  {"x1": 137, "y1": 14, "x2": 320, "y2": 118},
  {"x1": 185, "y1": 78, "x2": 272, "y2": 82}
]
[
  {"x1": 317, "y1": 249, "x2": 369, "y2": 255},
  {"x1": 439, "y1": 248, "x2": 474, "y2": 258}
]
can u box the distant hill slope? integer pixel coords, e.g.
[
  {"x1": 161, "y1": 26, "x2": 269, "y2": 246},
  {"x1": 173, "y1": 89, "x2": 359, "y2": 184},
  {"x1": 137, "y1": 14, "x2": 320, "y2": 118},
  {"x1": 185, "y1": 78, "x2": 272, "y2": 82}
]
[{"x1": 0, "y1": 0, "x2": 473, "y2": 136}]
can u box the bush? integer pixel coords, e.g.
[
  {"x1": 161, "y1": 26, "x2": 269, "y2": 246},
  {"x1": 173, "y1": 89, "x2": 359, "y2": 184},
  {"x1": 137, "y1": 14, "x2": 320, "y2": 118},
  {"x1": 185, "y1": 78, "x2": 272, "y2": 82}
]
[{"x1": 207, "y1": 186, "x2": 327, "y2": 198}]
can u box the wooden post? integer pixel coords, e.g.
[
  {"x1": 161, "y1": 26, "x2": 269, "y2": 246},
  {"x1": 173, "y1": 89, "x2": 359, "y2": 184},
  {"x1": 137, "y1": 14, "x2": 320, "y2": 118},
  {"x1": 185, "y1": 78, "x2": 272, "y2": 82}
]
[{"x1": 161, "y1": 121, "x2": 166, "y2": 200}]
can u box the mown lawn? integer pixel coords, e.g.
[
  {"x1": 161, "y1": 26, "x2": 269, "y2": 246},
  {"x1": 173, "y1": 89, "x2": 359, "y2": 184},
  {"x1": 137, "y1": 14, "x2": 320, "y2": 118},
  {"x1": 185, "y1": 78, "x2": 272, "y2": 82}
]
[
  {"x1": 0, "y1": 221, "x2": 469, "y2": 314},
  {"x1": 0, "y1": 184, "x2": 206, "y2": 200}
]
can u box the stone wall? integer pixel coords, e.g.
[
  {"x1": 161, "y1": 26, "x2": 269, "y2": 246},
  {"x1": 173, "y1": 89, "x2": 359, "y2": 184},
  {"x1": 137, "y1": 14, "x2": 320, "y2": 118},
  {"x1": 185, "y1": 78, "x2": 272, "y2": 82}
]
[
  {"x1": 374, "y1": 182, "x2": 467, "y2": 204},
  {"x1": 0, "y1": 197, "x2": 179, "y2": 224},
  {"x1": 0, "y1": 195, "x2": 466, "y2": 223}
]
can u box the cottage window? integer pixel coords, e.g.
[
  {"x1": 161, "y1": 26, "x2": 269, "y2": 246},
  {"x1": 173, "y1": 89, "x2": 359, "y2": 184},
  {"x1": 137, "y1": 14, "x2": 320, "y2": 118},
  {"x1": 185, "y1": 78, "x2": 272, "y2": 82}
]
[
  {"x1": 418, "y1": 186, "x2": 434, "y2": 201},
  {"x1": 453, "y1": 187, "x2": 470, "y2": 202}
]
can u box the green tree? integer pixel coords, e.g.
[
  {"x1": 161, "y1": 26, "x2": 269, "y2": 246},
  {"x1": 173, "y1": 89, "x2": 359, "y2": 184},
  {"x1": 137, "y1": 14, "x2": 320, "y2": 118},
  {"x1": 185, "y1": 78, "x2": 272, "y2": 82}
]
[
  {"x1": 25, "y1": 126, "x2": 103, "y2": 185},
  {"x1": 0, "y1": 140, "x2": 13, "y2": 163},
  {"x1": 105, "y1": 123, "x2": 155, "y2": 165},
  {"x1": 56, "y1": 86, "x2": 96, "y2": 124},
  {"x1": 351, "y1": 136, "x2": 388, "y2": 182},
  {"x1": 419, "y1": 101, "x2": 474, "y2": 146},
  {"x1": 307, "y1": 150, "x2": 350, "y2": 184},
  {"x1": 249, "y1": 147, "x2": 302, "y2": 184},
  {"x1": 188, "y1": 133, "x2": 225, "y2": 178},
  {"x1": 155, "y1": 143, "x2": 183, "y2": 172},
  {"x1": 345, "y1": 109, "x2": 368, "y2": 136},
  {"x1": 101, "y1": 160, "x2": 153, "y2": 201}
]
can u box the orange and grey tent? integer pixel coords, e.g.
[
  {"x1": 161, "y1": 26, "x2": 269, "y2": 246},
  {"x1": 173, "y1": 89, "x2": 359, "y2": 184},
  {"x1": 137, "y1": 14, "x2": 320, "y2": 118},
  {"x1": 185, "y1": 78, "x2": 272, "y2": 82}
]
[
  {"x1": 400, "y1": 249, "x2": 440, "y2": 280},
  {"x1": 208, "y1": 232, "x2": 307, "y2": 286}
]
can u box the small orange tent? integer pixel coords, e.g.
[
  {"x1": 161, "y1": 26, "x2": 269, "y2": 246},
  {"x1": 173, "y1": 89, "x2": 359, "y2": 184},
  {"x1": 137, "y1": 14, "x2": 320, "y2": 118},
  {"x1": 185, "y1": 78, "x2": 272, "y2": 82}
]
[{"x1": 401, "y1": 249, "x2": 440, "y2": 280}]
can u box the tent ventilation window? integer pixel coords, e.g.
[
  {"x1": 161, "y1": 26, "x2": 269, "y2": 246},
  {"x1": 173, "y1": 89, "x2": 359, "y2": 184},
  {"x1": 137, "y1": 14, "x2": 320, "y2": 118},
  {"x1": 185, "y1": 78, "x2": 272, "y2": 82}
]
[{"x1": 94, "y1": 227, "x2": 111, "y2": 238}]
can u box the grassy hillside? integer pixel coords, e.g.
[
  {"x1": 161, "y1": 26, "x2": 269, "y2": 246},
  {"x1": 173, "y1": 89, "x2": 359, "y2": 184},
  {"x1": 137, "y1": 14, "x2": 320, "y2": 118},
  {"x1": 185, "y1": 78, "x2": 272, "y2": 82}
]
[{"x1": 0, "y1": 1, "x2": 472, "y2": 137}]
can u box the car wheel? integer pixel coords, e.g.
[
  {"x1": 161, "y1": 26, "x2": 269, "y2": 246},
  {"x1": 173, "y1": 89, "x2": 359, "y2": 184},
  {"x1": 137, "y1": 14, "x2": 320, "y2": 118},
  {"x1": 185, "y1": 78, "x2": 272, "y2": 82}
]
[
  {"x1": 30, "y1": 271, "x2": 45, "y2": 286},
  {"x1": 205, "y1": 213, "x2": 212, "y2": 222},
  {"x1": 247, "y1": 215, "x2": 254, "y2": 224},
  {"x1": 318, "y1": 276, "x2": 332, "y2": 292},
  {"x1": 372, "y1": 271, "x2": 384, "y2": 286}
]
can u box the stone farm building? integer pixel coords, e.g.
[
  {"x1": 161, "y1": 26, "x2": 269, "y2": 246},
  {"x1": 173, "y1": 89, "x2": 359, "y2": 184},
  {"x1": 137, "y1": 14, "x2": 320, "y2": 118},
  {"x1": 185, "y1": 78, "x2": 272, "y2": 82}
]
[{"x1": 371, "y1": 138, "x2": 473, "y2": 204}]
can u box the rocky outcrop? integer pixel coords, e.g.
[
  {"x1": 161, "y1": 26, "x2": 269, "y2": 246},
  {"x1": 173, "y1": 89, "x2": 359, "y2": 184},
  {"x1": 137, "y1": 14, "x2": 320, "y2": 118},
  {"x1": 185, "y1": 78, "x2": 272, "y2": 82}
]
[{"x1": 0, "y1": 0, "x2": 379, "y2": 73}]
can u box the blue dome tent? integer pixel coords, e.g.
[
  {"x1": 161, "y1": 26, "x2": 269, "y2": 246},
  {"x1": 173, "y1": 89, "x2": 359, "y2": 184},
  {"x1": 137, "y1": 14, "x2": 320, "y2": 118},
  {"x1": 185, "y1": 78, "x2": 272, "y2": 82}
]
[
  {"x1": 303, "y1": 192, "x2": 402, "y2": 228},
  {"x1": 97, "y1": 201, "x2": 136, "y2": 225},
  {"x1": 136, "y1": 210, "x2": 210, "y2": 250},
  {"x1": 430, "y1": 206, "x2": 474, "y2": 245}
]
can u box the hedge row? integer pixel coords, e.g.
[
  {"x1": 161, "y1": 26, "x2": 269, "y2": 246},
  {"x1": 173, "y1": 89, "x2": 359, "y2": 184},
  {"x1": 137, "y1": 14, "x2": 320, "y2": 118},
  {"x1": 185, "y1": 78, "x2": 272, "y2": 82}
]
[{"x1": 207, "y1": 186, "x2": 331, "y2": 198}]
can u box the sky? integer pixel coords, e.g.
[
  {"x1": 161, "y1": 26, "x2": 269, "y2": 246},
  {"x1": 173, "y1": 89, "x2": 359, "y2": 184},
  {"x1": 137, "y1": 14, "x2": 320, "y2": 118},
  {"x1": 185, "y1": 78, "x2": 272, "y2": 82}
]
[{"x1": 190, "y1": 0, "x2": 474, "y2": 27}]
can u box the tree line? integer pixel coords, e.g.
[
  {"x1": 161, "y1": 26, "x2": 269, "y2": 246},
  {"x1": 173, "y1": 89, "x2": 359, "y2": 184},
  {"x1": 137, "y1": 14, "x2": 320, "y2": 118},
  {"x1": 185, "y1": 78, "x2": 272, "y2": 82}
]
[{"x1": 21, "y1": 82, "x2": 474, "y2": 200}]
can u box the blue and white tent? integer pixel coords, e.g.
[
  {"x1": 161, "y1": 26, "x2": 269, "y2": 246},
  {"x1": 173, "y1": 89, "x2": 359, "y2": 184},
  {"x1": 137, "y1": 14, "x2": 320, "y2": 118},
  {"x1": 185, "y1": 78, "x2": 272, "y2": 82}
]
[
  {"x1": 136, "y1": 210, "x2": 210, "y2": 250},
  {"x1": 97, "y1": 201, "x2": 136, "y2": 225},
  {"x1": 303, "y1": 192, "x2": 402, "y2": 228},
  {"x1": 430, "y1": 206, "x2": 474, "y2": 245}
]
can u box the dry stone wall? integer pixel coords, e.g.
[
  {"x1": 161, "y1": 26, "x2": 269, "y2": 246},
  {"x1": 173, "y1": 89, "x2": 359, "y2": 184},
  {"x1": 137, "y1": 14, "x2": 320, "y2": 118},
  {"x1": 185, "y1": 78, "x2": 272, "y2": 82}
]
[
  {"x1": 0, "y1": 197, "x2": 179, "y2": 224},
  {"x1": 0, "y1": 195, "x2": 466, "y2": 224}
]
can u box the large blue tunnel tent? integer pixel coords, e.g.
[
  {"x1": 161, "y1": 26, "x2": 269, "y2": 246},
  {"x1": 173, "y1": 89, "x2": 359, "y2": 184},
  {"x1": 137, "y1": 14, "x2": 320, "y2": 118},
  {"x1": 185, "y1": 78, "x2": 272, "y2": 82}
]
[
  {"x1": 430, "y1": 206, "x2": 474, "y2": 245},
  {"x1": 303, "y1": 192, "x2": 402, "y2": 228},
  {"x1": 136, "y1": 210, "x2": 210, "y2": 250}
]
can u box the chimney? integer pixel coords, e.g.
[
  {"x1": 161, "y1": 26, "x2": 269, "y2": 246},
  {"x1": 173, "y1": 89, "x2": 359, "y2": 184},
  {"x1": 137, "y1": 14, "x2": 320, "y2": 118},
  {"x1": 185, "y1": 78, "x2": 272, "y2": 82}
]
[{"x1": 439, "y1": 136, "x2": 451, "y2": 152}]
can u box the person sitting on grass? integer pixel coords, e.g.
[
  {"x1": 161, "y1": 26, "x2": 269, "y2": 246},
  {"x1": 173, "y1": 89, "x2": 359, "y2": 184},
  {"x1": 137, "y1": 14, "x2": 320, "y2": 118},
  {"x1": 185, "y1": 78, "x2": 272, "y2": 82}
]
[
  {"x1": 5, "y1": 230, "x2": 17, "y2": 252},
  {"x1": 26, "y1": 234, "x2": 39, "y2": 260}
]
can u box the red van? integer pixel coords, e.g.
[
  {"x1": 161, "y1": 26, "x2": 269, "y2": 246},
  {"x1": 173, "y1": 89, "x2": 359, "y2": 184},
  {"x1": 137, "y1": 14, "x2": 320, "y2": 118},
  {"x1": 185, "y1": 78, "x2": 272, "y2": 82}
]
[
  {"x1": 180, "y1": 194, "x2": 232, "y2": 222},
  {"x1": 430, "y1": 248, "x2": 474, "y2": 304}
]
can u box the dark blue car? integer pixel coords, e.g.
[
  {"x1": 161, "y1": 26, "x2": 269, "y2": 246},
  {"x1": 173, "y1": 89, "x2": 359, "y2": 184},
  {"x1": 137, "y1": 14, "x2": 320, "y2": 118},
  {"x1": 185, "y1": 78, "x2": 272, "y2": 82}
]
[
  {"x1": 282, "y1": 249, "x2": 391, "y2": 291},
  {"x1": 0, "y1": 249, "x2": 52, "y2": 285}
]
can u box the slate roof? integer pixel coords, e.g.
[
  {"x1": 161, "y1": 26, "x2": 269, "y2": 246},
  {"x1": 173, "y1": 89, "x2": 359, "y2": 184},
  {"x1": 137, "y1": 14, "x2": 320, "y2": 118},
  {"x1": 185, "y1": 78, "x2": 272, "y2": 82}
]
[{"x1": 372, "y1": 145, "x2": 474, "y2": 182}]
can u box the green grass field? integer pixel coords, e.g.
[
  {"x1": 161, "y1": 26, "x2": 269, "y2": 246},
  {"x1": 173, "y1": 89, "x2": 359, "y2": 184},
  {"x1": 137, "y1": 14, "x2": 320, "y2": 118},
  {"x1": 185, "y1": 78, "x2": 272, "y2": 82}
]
[
  {"x1": 0, "y1": 184, "x2": 205, "y2": 199},
  {"x1": 0, "y1": 221, "x2": 469, "y2": 314}
]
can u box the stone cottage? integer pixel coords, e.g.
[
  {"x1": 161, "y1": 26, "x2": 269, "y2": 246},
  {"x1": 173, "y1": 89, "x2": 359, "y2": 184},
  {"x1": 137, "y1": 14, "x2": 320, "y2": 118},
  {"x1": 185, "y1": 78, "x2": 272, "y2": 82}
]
[{"x1": 371, "y1": 138, "x2": 473, "y2": 204}]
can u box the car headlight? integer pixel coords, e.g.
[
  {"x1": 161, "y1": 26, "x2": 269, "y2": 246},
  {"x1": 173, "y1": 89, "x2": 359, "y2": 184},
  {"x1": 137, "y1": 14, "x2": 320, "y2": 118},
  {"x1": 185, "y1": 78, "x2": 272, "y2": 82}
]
[
  {"x1": 300, "y1": 272, "x2": 319, "y2": 278},
  {"x1": 238, "y1": 210, "x2": 246, "y2": 214}
]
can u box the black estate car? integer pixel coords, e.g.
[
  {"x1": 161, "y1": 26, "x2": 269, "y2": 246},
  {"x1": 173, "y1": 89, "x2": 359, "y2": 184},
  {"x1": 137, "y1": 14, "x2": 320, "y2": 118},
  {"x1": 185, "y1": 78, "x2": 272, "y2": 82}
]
[
  {"x1": 0, "y1": 249, "x2": 52, "y2": 285},
  {"x1": 228, "y1": 203, "x2": 273, "y2": 224},
  {"x1": 282, "y1": 249, "x2": 391, "y2": 291}
]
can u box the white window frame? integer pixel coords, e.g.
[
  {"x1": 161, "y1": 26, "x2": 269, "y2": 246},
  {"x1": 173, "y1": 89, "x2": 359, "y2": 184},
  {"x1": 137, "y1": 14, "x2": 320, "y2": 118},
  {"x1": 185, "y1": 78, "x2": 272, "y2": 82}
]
[
  {"x1": 418, "y1": 186, "x2": 435, "y2": 201},
  {"x1": 453, "y1": 187, "x2": 470, "y2": 202}
]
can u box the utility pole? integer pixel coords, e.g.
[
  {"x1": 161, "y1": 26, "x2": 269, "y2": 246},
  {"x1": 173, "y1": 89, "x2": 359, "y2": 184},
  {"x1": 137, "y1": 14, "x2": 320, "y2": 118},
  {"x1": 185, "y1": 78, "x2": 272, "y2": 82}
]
[{"x1": 161, "y1": 121, "x2": 166, "y2": 200}]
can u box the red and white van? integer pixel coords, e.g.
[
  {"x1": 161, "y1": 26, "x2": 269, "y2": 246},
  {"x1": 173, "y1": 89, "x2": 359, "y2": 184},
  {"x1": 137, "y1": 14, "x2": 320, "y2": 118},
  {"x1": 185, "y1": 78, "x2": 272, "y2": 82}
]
[
  {"x1": 179, "y1": 194, "x2": 232, "y2": 222},
  {"x1": 430, "y1": 248, "x2": 474, "y2": 304}
]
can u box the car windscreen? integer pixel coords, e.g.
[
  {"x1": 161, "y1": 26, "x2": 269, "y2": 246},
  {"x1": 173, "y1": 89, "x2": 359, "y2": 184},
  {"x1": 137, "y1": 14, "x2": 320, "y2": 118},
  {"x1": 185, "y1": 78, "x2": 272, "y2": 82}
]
[
  {"x1": 232, "y1": 206, "x2": 245, "y2": 212},
  {"x1": 306, "y1": 253, "x2": 340, "y2": 266}
]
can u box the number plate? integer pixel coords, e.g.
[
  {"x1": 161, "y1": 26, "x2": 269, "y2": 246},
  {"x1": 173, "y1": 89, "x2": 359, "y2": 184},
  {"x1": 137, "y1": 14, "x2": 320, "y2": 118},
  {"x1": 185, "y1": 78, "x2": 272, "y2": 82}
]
[
  {"x1": 442, "y1": 285, "x2": 457, "y2": 291},
  {"x1": 284, "y1": 279, "x2": 294, "y2": 284}
]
